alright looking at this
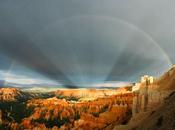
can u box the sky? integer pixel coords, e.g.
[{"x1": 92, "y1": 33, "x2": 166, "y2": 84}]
[{"x1": 0, "y1": 0, "x2": 175, "y2": 88}]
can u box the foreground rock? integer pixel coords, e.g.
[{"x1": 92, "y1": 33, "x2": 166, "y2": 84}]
[{"x1": 113, "y1": 66, "x2": 175, "y2": 130}]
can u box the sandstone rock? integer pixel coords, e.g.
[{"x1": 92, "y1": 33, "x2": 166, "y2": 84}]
[{"x1": 0, "y1": 88, "x2": 27, "y2": 101}]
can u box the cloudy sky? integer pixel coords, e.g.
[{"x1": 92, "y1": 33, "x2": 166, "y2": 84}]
[{"x1": 0, "y1": 0, "x2": 175, "y2": 88}]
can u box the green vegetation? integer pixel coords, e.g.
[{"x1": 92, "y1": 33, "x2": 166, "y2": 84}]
[
  {"x1": 100, "y1": 105, "x2": 109, "y2": 113},
  {"x1": 74, "y1": 113, "x2": 80, "y2": 120},
  {"x1": 92, "y1": 112, "x2": 100, "y2": 117},
  {"x1": 56, "y1": 95, "x2": 79, "y2": 101},
  {"x1": 33, "y1": 117, "x2": 70, "y2": 128},
  {"x1": 0, "y1": 101, "x2": 34, "y2": 123}
]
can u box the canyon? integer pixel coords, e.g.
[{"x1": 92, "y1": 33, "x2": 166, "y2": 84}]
[
  {"x1": 0, "y1": 66, "x2": 175, "y2": 130},
  {"x1": 0, "y1": 83, "x2": 133, "y2": 130}
]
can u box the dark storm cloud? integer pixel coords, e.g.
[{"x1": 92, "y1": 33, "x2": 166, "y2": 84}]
[
  {"x1": 0, "y1": 31, "x2": 74, "y2": 87},
  {"x1": 0, "y1": 55, "x2": 11, "y2": 70},
  {"x1": 0, "y1": 0, "x2": 174, "y2": 87},
  {"x1": 106, "y1": 51, "x2": 158, "y2": 81}
]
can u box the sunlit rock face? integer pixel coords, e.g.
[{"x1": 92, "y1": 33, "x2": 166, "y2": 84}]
[
  {"x1": 132, "y1": 67, "x2": 175, "y2": 116},
  {"x1": 0, "y1": 88, "x2": 27, "y2": 101}
]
